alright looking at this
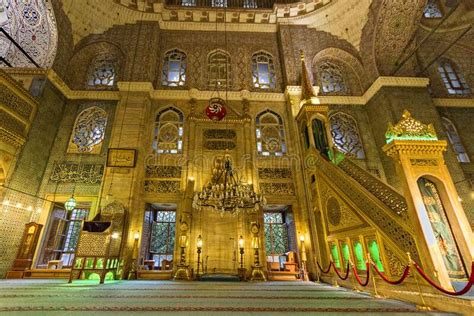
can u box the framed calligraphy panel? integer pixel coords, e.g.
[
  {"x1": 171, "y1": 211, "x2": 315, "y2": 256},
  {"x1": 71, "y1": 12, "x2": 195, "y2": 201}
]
[{"x1": 107, "y1": 148, "x2": 137, "y2": 168}]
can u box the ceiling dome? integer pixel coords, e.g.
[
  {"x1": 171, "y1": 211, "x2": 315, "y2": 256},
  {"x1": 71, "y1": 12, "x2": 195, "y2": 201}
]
[{"x1": 0, "y1": 0, "x2": 58, "y2": 68}]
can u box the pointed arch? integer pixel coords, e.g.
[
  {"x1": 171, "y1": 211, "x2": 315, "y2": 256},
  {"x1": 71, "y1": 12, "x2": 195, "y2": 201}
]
[
  {"x1": 251, "y1": 50, "x2": 276, "y2": 89},
  {"x1": 162, "y1": 49, "x2": 187, "y2": 87},
  {"x1": 70, "y1": 106, "x2": 108, "y2": 153},
  {"x1": 153, "y1": 107, "x2": 184, "y2": 154},
  {"x1": 208, "y1": 49, "x2": 231, "y2": 89},
  {"x1": 256, "y1": 110, "x2": 286, "y2": 156},
  {"x1": 441, "y1": 117, "x2": 470, "y2": 162}
]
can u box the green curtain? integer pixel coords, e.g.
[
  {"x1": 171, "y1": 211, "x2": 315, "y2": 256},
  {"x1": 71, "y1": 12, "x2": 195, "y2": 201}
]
[{"x1": 417, "y1": 177, "x2": 466, "y2": 279}]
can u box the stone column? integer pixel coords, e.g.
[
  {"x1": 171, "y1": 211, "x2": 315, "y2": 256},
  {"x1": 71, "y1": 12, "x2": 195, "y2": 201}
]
[{"x1": 100, "y1": 82, "x2": 153, "y2": 278}]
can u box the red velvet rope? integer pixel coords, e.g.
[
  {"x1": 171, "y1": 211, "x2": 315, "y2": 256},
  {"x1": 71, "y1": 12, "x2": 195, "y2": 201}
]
[
  {"x1": 371, "y1": 262, "x2": 411, "y2": 285},
  {"x1": 317, "y1": 261, "x2": 332, "y2": 274},
  {"x1": 413, "y1": 262, "x2": 474, "y2": 296},
  {"x1": 332, "y1": 262, "x2": 351, "y2": 280},
  {"x1": 352, "y1": 262, "x2": 370, "y2": 287}
]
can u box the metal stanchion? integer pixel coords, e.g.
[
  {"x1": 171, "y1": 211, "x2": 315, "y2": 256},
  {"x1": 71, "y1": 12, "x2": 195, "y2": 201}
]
[
  {"x1": 407, "y1": 252, "x2": 431, "y2": 311},
  {"x1": 368, "y1": 253, "x2": 383, "y2": 299}
]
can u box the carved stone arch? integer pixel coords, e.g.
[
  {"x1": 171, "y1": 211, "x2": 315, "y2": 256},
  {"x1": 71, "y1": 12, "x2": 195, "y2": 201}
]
[
  {"x1": 360, "y1": 0, "x2": 426, "y2": 81},
  {"x1": 67, "y1": 41, "x2": 125, "y2": 89},
  {"x1": 312, "y1": 48, "x2": 368, "y2": 95}
]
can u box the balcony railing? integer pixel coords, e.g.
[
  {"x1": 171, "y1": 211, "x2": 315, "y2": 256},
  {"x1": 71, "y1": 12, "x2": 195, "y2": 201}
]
[{"x1": 164, "y1": 0, "x2": 296, "y2": 9}]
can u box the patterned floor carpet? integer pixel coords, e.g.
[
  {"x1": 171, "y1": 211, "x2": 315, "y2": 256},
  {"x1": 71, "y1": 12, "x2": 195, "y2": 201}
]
[{"x1": 0, "y1": 279, "x2": 455, "y2": 315}]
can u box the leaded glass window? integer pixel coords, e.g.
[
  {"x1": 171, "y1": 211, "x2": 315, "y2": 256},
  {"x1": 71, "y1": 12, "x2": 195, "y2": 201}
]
[
  {"x1": 208, "y1": 50, "x2": 231, "y2": 89},
  {"x1": 181, "y1": 0, "x2": 196, "y2": 6},
  {"x1": 72, "y1": 106, "x2": 108, "y2": 153},
  {"x1": 40, "y1": 207, "x2": 89, "y2": 267},
  {"x1": 150, "y1": 210, "x2": 176, "y2": 269},
  {"x1": 60, "y1": 208, "x2": 89, "y2": 266},
  {"x1": 87, "y1": 54, "x2": 117, "y2": 88},
  {"x1": 441, "y1": 117, "x2": 470, "y2": 162},
  {"x1": 243, "y1": 0, "x2": 257, "y2": 8},
  {"x1": 424, "y1": 0, "x2": 443, "y2": 18},
  {"x1": 162, "y1": 49, "x2": 186, "y2": 87},
  {"x1": 252, "y1": 51, "x2": 276, "y2": 89},
  {"x1": 316, "y1": 61, "x2": 346, "y2": 94},
  {"x1": 329, "y1": 112, "x2": 365, "y2": 159},
  {"x1": 264, "y1": 212, "x2": 288, "y2": 255},
  {"x1": 153, "y1": 107, "x2": 184, "y2": 154},
  {"x1": 438, "y1": 60, "x2": 471, "y2": 95},
  {"x1": 211, "y1": 0, "x2": 227, "y2": 7},
  {"x1": 256, "y1": 110, "x2": 286, "y2": 156}
]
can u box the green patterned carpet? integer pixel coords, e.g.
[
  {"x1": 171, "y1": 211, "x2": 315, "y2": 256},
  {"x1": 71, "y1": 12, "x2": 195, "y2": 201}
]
[{"x1": 0, "y1": 280, "x2": 455, "y2": 315}]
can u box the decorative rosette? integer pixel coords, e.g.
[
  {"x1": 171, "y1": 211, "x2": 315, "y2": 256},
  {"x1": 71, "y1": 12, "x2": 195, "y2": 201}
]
[{"x1": 206, "y1": 98, "x2": 227, "y2": 121}]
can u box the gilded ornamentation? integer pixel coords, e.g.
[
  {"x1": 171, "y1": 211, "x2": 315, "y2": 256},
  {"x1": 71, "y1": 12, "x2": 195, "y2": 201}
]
[
  {"x1": 410, "y1": 159, "x2": 438, "y2": 166},
  {"x1": 0, "y1": 84, "x2": 34, "y2": 119},
  {"x1": 259, "y1": 183, "x2": 294, "y2": 195},
  {"x1": 144, "y1": 180, "x2": 180, "y2": 193},
  {"x1": 258, "y1": 168, "x2": 292, "y2": 179},
  {"x1": 0, "y1": 110, "x2": 26, "y2": 136},
  {"x1": 203, "y1": 129, "x2": 236, "y2": 150},
  {"x1": 383, "y1": 245, "x2": 406, "y2": 277},
  {"x1": 338, "y1": 158, "x2": 408, "y2": 219},
  {"x1": 49, "y1": 162, "x2": 104, "y2": 184},
  {"x1": 204, "y1": 129, "x2": 236, "y2": 139},
  {"x1": 385, "y1": 110, "x2": 437, "y2": 143},
  {"x1": 146, "y1": 165, "x2": 182, "y2": 178},
  {"x1": 326, "y1": 197, "x2": 341, "y2": 226}
]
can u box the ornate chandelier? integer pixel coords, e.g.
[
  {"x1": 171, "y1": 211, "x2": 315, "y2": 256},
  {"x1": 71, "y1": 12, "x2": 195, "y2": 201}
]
[{"x1": 193, "y1": 156, "x2": 265, "y2": 215}]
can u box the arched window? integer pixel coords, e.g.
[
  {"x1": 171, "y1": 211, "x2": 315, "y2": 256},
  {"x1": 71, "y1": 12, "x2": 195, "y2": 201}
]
[
  {"x1": 87, "y1": 54, "x2": 117, "y2": 88},
  {"x1": 423, "y1": 0, "x2": 443, "y2": 18},
  {"x1": 438, "y1": 60, "x2": 470, "y2": 95},
  {"x1": 252, "y1": 51, "x2": 276, "y2": 89},
  {"x1": 300, "y1": 122, "x2": 310, "y2": 150},
  {"x1": 441, "y1": 117, "x2": 470, "y2": 163},
  {"x1": 211, "y1": 0, "x2": 227, "y2": 7},
  {"x1": 71, "y1": 107, "x2": 107, "y2": 153},
  {"x1": 162, "y1": 49, "x2": 186, "y2": 87},
  {"x1": 417, "y1": 177, "x2": 466, "y2": 279},
  {"x1": 153, "y1": 107, "x2": 184, "y2": 154},
  {"x1": 208, "y1": 50, "x2": 231, "y2": 89},
  {"x1": 256, "y1": 110, "x2": 286, "y2": 156},
  {"x1": 312, "y1": 118, "x2": 330, "y2": 157},
  {"x1": 316, "y1": 61, "x2": 346, "y2": 94},
  {"x1": 329, "y1": 112, "x2": 365, "y2": 159}
]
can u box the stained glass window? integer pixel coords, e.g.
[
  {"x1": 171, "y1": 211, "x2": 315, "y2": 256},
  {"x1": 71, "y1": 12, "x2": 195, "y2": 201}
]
[
  {"x1": 264, "y1": 212, "x2": 288, "y2": 255},
  {"x1": 87, "y1": 54, "x2": 117, "y2": 88},
  {"x1": 417, "y1": 177, "x2": 466, "y2": 279},
  {"x1": 438, "y1": 60, "x2": 471, "y2": 95},
  {"x1": 72, "y1": 106, "x2": 108, "y2": 153},
  {"x1": 367, "y1": 240, "x2": 384, "y2": 272},
  {"x1": 317, "y1": 61, "x2": 347, "y2": 94},
  {"x1": 208, "y1": 50, "x2": 231, "y2": 89},
  {"x1": 441, "y1": 117, "x2": 470, "y2": 163},
  {"x1": 252, "y1": 51, "x2": 276, "y2": 89},
  {"x1": 329, "y1": 112, "x2": 365, "y2": 159},
  {"x1": 162, "y1": 49, "x2": 186, "y2": 87},
  {"x1": 256, "y1": 110, "x2": 287, "y2": 156},
  {"x1": 150, "y1": 210, "x2": 176, "y2": 269},
  {"x1": 212, "y1": 0, "x2": 227, "y2": 7},
  {"x1": 353, "y1": 241, "x2": 366, "y2": 270},
  {"x1": 423, "y1": 0, "x2": 443, "y2": 18},
  {"x1": 153, "y1": 107, "x2": 184, "y2": 154},
  {"x1": 330, "y1": 243, "x2": 341, "y2": 269}
]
